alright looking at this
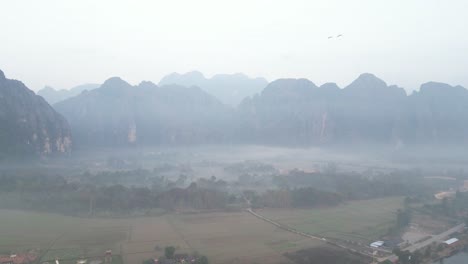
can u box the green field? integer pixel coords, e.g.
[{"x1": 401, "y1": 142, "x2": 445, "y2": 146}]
[
  {"x1": 260, "y1": 197, "x2": 404, "y2": 243},
  {"x1": 0, "y1": 210, "x2": 325, "y2": 264}
]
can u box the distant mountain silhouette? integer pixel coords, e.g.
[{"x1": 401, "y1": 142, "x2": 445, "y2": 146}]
[
  {"x1": 159, "y1": 71, "x2": 268, "y2": 106},
  {"x1": 0, "y1": 70, "x2": 72, "y2": 158},
  {"x1": 55, "y1": 77, "x2": 233, "y2": 147},
  {"x1": 5, "y1": 70, "x2": 468, "y2": 150},
  {"x1": 239, "y1": 73, "x2": 468, "y2": 146},
  {"x1": 38, "y1": 83, "x2": 100, "y2": 104}
]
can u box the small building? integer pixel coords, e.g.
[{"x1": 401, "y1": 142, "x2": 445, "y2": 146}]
[
  {"x1": 444, "y1": 238, "x2": 459, "y2": 246},
  {"x1": 370, "y1": 241, "x2": 384, "y2": 248}
]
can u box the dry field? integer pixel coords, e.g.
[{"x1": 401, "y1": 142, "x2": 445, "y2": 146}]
[
  {"x1": 258, "y1": 197, "x2": 404, "y2": 244},
  {"x1": 0, "y1": 210, "x2": 325, "y2": 264}
]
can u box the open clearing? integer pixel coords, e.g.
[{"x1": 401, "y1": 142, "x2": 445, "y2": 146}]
[
  {"x1": 0, "y1": 197, "x2": 401, "y2": 263},
  {"x1": 0, "y1": 210, "x2": 325, "y2": 264},
  {"x1": 259, "y1": 197, "x2": 404, "y2": 243}
]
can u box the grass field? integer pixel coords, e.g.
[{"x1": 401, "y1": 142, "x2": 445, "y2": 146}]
[
  {"x1": 0, "y1": 210, "x2": 325, "y2": 264},
  {"x1": 259, "y1": 197, "x2": 404, "y2": 243},
  {"x1": 0, "y1": 197, "x2": 402, "y2": 263}
]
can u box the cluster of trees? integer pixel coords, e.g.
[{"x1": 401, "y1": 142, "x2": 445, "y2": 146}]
[
  {"x1": 392, "y1": 248, "x2": 422, "y2": 264},
  {"x1": 79, "y1": 169, "x2": 174, "y2": 189},
  {"x1": 196, "y1": 176, "x2": 228, "y2": 191},
  {"x1": 0, "y1": 173, "x2": 229, "y2": 215},
  {"x1": 272, "y1": 168, "x2": 448, "y2": 200},
  {"x1": 142, "y1": 246, "x2": 209, "y2": 264},
  {"x1": 245, "y1": 187, "x2": 343, "y2": 208},
  {"x1": 158, "y1": 183, "x2": 228, "y2": 211},
  {"x1": 396, "y1": 208, "x2": 412, "y2": 229},
  {"x1": 421, "y1": 191, "x2": 468, "y2": 219},
  {"x1": 387, "y1": 207, "x2": 413, "y2": 235}
]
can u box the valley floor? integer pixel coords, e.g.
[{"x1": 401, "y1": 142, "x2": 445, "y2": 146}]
[{"x1": 0, "y1": 197, "x2": 403, "y2": 264}]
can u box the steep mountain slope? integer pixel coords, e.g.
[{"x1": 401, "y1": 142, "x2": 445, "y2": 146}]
[
  {"x1": 402, "y1": 82, "x2": 468, "y2": 144},
  {"x1": 39, "y1": 71, "x2": 468, "y2": 149},
  {"x1": 54, "y1": 77, "x2": 232, "y2": 147},
  {"x1": 238, "y1": 73, "x2": 468, "y2": 146},
  {"x1": 159, "y1": 71, "x2": 268, "y2": 106},
  {"x1": 332, "y1": 73, "x2": 407, "y2": 143},
  {"x1": 38, "y1": 83, "x2": 100, "y2": 104},
  {"x1": 0, "y1": 70, "x2": 72, "y2": 158}
]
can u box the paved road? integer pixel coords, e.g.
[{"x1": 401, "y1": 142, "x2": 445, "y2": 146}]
[
  {"x1": 405, "y1": 223, "x2": 465, "y2": 252},
  {"x1": 378, "y1": 223, "x2": 465, "y2": 263},
  {"x1": 244, "y1": 193, "x2": 466, "y2": 264},
  {"x1": 245, "y1": 208, "x2": 375, "y2": 260}
]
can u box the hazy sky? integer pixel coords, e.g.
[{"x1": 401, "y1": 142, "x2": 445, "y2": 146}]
[{"x1": 1, "y1": 0, "x2": 467, "y2": 92}]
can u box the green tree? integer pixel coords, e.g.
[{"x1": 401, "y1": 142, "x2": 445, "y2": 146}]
[
  {"x1": 165, "y1": 246, "x2": 176, "y2": 259},
  {"x1": 396, "y1": 208, "x2": 412, "y2": 229},
  {"x1": 393, "y1": 248, "x2": 412, "y2": 264}
]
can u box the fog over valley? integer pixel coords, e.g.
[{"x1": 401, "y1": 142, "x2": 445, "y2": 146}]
[{"x1": 2, "y1": 1, "x2": 468, "y2": 264}]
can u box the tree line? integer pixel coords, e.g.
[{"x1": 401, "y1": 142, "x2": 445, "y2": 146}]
[{"x1": 0, "y1": 173, "x2": 230, "y2": 215}]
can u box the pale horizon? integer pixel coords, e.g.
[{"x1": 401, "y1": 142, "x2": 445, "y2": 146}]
[{"x1": 1, "y1": 0, "x2": 467, "y2": 92}]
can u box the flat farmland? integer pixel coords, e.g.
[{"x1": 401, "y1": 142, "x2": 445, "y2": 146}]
[
  {"x1": 259, "y1": 197, "x2": 404, "y2": 243},
  {"x1": 0, "y1": 210, "x2": 325, "y2": 264},
  {"x1": 116, "y1": 212, "x2": 326, "y2": 264}
]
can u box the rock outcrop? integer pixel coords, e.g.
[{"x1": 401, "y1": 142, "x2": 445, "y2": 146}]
[
  {"x1": 0, "y1": 70, "x2": 72, "y2": 158},
  {"x1": 238, "y1": 73, "x2": 468, "y2": 146},
  {"x1": 55, "y1": 77, "x2": 232, "y2": 147}
]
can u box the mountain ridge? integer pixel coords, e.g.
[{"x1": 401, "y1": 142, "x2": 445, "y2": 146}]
[
  {"x1": 159, "y1": 71, "x2": 268, "y2": 106},
  {"x1": 0, "y1": 70, "x2": 72, "y2": 158},
  {"x1": 38, "y1": 83, "x2": 100, "y2": 104},
  {"x1": 55, "y1": 77, "x2": 232, "y2": 147}
]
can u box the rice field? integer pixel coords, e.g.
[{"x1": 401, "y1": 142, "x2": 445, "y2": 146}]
[
  {"x1": 259, "y1": 197, "x2": 404, "y2": 243},
  {"x1": 0, "y1": 210, "x2": 325, "y2": 264}
]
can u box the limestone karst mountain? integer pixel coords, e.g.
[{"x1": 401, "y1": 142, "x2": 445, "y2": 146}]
[{"x1": 0, "y1": 70, "x2": 72, "y2": 158}]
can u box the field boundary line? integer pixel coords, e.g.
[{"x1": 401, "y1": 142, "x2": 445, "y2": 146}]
[
  {"x1": 36, "y1": 233, "x2": 65, "y2": 264},
  {"x1": 245, "y1": 208, "x2": 374, "y2": 259}
]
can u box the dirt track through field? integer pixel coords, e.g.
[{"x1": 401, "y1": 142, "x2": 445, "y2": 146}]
[{"x1": 245, "y1": 208, "x2": 374, "y2": 259}]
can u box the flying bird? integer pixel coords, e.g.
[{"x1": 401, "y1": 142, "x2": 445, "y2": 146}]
[
  {"x1": 328, "y1": 36, "x2": 333, "y2": 39},
  {"x1": 337, "y1": 34, "x2": 343, "y2": 38}
]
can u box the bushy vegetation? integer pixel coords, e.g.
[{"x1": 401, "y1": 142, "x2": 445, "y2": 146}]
[
  {"x1": 248, "y1": 188, "x2": 343, "y2": 208},
  {"x1": 0, "y1": 171, "x2": 229, "y2": 215},
  {"x1": 271, "y1": 167, "x2": 459, "y2": 200}
]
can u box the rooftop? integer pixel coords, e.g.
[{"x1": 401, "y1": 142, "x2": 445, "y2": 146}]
[{"x1": 444, "y1": 238, "x2": 459, "y2": 245}]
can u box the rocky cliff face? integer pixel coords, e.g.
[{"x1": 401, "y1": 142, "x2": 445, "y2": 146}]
[
  {"x1": 238, "y1": 73, "x2": 468, "y2": 146},
  {"x1": 34, "y1": 71, "x2": 468, "y2": 149},
  {"x1": 402, "y1": 82, "x2": 468, "y2": 145},
  {"x1": 0, "y1": 70, "x2": 72, "y2": 158},
  {"x1": 54, "y1": 77, "x2": 232, "y2": 147}
]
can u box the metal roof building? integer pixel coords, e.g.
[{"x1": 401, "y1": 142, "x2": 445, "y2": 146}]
[
  {"x1": 444, "y1": 238, "x2": 459, "y2": 245},
  {"x1": 370, "y1": 241, "x2": 384, "y2": 248}
]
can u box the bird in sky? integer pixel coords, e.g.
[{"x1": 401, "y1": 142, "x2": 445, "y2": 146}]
[
  {"x1": 328, "y1": 36, "x2": 333, "y2": 39},
  {"x1": 337, "y1": 34, "x2": 343, "y2": 38}
]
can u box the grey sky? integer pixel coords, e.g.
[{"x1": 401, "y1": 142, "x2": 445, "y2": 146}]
[{"x1": 1, "y1": 0, "x2": 467, "y2": 92}]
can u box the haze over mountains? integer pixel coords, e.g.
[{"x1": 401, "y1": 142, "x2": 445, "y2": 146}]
[
  {"x1": 247, "y1": 74, "x2": 468, "y2": 146},
  {"x1": 159, "y1": 71, "x2": 268, "y2": 106},
  {"x1": 0, "y1": 70, "x2": 71, "y2": 158},
  {"x1": 54, "y1": 77, "x2": 232, "y2": 147},
  {"x1": 1, "y1": 68, "x2": 468, "y2": 158},
  {"x1": 37, "y1": 83, "x2": 100, "y2": 104}
]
